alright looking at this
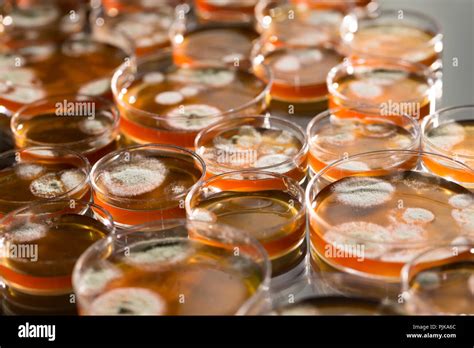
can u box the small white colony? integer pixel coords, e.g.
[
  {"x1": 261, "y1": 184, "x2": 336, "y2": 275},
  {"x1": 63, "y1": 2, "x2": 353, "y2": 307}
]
[
  {"x1": 60, "y1": 169, "x2": 87, "y2": 191},
  {"x1": 337, "y1": 161, "x2": 370, "y2": 172},
  {"x1": 273, "y1": 55, "x2": 301, "y2": 73},
  {"x1": 168, "y1": 68, "x2": 235, "y2": 88},
  {"x1": 317, "y1": 131, "x2": 356, "y2": 147},
  {"x1": 233, "y1": 126, "x2": 262, "y2": 147},
  {"x1": 62, "y1": 40, "x2": 100, "y2": 57},
  {"x1": 380, "y1": 248, "x2": 427, "y2": 263},
  {"x1": 448, "y1": 193, "x2": 474, "y2": 209},
  {"x1": 143, "y1": 72, "x2": 165, "y2": 84},
  {"x1": 360, "y1": 122, "x2": 397, "y2": 138},
  {"x1": 366, "y1": 71, "x2": 407, "y2": 86},
  {"x1": 401, "y1": 208, "x2": 435, "y2": 225},
  {"x1": 451, "y1": 209, "x2": 474, "y2": 234},
  {"x1": 189, "y1": 208, "x2": 217, "y2": 223}
]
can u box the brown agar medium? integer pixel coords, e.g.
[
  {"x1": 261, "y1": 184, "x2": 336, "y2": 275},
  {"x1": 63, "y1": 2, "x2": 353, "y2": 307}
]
[
  {"x1": 195, "y1": 115, "x2": 308, "y2": 184},
  {"x1": 195, "y1": 0, "x2": 258, "y2": 24}
]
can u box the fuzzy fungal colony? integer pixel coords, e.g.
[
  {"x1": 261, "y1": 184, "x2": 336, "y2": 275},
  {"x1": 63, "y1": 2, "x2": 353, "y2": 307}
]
[
  {"x1": 346, "y1": 23, "x2": 440, "y2": 67},
  {"x1": 99, "y1": 156, "x2": 171, "y2": 198},
  {"x1": 94, "y1": 155, "x2": 198, "y2": 200},
  {"x1": 0, "y1": 38, "x2": 128, "y2": 111},
  {"x1": 258, "y1": 1, "x2": 346, "y2": 47},
  {"x1": 117, "y1": 64, "x2": 268, "y2": 147},
  {"x1": 308, "y1": 113, "x2": 416, "y2": 174}
]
